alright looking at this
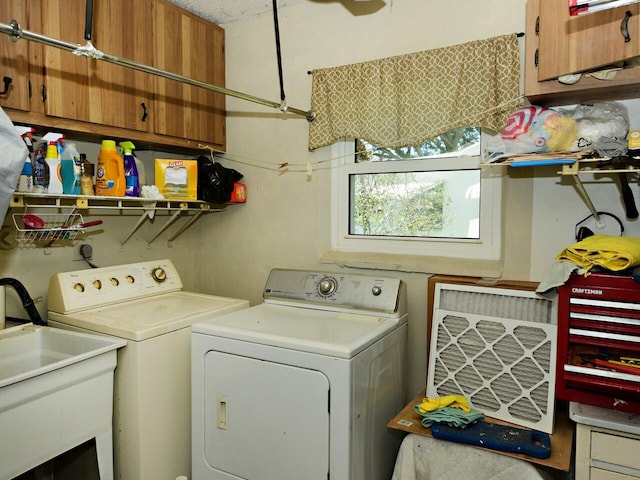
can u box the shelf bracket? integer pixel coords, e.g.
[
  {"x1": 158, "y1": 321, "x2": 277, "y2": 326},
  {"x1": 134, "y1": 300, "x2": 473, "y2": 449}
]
[
  {"x1": 561, "y1": 160, "x2": 609, "y2": 226},
  {"x1": 571, "y1": 175, "x2": 602, "y2": 224},
  {"x1": 167, "y1": 208, "x2": 206, "y2": 244},
  {"x1": 120, "y1": 203, "x2": 156, "y2": 246},
  {"x1": 147, "y1": 204, "x2": 187, "y2": 245}
]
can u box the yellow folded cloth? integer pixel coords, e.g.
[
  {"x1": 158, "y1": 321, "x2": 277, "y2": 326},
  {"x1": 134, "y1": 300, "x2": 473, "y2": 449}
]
[
  {"x1": 415, "y1": 394, "x2": 471, "y2": 414},
  {"x1": 556, "y1": 234, "x2": 640, "y2": 272}
]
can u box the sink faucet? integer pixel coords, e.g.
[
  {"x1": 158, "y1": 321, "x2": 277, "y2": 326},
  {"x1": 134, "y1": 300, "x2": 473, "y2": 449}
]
[{"x1": 0, "y1": 278, "x2": 46, "y2": 326}]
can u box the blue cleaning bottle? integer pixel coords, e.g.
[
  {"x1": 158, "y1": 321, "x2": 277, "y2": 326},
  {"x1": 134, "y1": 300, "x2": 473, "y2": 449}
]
[
  {"x1": 120, "y1": 141, "x2": 139, "y2": 197},
  {"x1": 61, "y1": 142, "x2": 81, "y2": 195}
]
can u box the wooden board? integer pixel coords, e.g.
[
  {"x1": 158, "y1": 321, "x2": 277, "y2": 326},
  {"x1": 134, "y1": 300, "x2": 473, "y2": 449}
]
[{"x1": 388, "y1": 390, "x2": 575, "y2": 472}]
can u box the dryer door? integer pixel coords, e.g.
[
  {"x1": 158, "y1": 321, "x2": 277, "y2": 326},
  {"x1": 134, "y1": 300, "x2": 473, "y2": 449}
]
[{"x1": 204, "y1": 351, "x2": 330, "y2": 479}]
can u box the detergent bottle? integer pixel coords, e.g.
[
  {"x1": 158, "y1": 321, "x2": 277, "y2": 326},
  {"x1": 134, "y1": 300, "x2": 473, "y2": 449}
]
[
  {"x1": 41, "y1": 132, "x2": 65, "y2": 194},
  {"x1": 60, "y1": 142, "x2": 81, "y2": 195},
  {"x1": 96, "y1": 139, "x2": 125, "y2": 196},
  {"x1": 44, "y1": 142, "x2": 63, "y2": 194},
  {"x1": 119, "y1": 141, "x2": 139, "y2": 197}
]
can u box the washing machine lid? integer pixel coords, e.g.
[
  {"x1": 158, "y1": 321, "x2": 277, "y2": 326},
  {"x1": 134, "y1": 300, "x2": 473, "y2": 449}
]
[
  {"x1": 48, "y1": 292, "x2": 249, "y2": 342},
  {"x1": 191, "y1": 303, "x2": 406, "y2": 358}
]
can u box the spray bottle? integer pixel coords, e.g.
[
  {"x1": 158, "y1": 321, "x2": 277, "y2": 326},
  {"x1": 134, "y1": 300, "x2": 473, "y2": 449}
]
[
  {"x1": 119, "y1": 141, "x2": 139, "y2": 197},
  {"x1": 41, "y1": 132, "x2": 65, "y2": 194},
  {"x1": 15, "y1": 126, "x2": 34, "y2": 193},
  {"x1": 32, "y1": 139, "x2": 47, "y2": 193}
]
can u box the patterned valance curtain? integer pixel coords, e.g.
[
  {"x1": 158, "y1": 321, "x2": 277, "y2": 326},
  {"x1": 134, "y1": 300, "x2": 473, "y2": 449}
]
[{"x1": 308, "y1": 34, "x2": 520, "y2": 151}]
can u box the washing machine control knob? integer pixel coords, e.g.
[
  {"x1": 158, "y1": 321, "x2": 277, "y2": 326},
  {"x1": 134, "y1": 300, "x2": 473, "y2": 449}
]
[
  {"x1": 152, "y1": 267, "x2": 167, "y2": 283},
  {"x1": 318, "y1": 277, "x2": 337, "y2": 296},
  {"x1": 372, "y1": 285, "x2": 382, "y2": 296}
]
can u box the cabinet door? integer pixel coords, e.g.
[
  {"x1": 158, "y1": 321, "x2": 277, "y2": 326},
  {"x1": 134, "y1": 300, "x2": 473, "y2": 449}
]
[
  {"x1": 153, "y1": 2, "x2": 226, "y2": 149},
  {"x1": 538, "y1": 0, "x2": 640, "y2": 80},
  {"x1": 40, "y1": 0, "x2": 153, "y2": 132},
  {"x1": 0, "y1": 0, "x2": 30, "y2": 112}
]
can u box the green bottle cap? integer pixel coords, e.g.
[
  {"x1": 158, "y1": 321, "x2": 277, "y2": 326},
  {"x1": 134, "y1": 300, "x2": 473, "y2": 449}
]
[{"x1": 101, "y1": 140, "x2": 117, "y2": 151}]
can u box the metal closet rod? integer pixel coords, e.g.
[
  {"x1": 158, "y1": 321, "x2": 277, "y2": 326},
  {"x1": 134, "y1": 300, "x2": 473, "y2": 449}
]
[{"x1": 0, "y1": 20, "x2": 317, "y2": 122}]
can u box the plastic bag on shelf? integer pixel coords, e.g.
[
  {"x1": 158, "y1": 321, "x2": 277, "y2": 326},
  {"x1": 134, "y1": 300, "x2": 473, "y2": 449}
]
[
  {"x1": 499, "y1": 105, "x2": 578, "y2": 154},
  {"x1": 196, "y1": 156, "x2": 243, "y2": 204},
  {"x1": 562, "y1": 101, "x2": 629, "y2": 151}
]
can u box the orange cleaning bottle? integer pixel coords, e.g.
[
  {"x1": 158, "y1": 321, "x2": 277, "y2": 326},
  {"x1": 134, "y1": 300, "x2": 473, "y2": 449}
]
[{"x1": 95, "y1": 139, "x2": 125, "y2": 196}]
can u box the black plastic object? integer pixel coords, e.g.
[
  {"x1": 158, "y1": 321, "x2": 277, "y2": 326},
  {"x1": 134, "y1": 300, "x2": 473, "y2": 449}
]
[
  {"x1": 574, "y1": 212, "x2": 624, "y2": 241},
  {"x1": 430, "y1": 421, "x2": 551, "y2": 459},
  {"x1": 0, "y1": 277, "x2": 45, "y2": 325},
  {"x1": 84, "y1": 0, "x2": 93, "y2": 40},
  {"x1": 617, "y1": 172, "x2": 639, "y2": 219},
  {"x1": 196, "y1": 156, "x2": 243, "y2": 204},
  {"x1": 0, "y1": 76, "x2": 12, "y2": 95}
]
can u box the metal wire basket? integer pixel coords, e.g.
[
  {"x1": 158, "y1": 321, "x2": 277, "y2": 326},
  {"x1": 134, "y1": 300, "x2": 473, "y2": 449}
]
[{"x1": 13, "y1": 213, "x2": 85, "y2": 242}]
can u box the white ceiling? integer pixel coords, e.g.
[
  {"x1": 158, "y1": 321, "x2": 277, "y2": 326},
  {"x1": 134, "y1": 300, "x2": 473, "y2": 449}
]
[
  {"x1": 168, "y1": 0, "x2": 383, "y2": 25},
  {"x1": 169, "y1": 0, "x2": 306, "y2": 25}
]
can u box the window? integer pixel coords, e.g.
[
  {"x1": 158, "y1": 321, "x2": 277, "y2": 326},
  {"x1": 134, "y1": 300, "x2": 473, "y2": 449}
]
[{"x1": 330, "y1": 129, "x2": 503, "y2": 260}]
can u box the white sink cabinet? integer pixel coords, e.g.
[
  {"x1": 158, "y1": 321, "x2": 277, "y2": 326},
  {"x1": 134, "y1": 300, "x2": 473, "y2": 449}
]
[{"x1": 0, "y1": 324, "x2": 125, "y2": 479}]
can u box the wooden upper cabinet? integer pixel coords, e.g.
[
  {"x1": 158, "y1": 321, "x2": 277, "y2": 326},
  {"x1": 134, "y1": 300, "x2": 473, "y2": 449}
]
[
  {"x1": 0, "y1": 0, "x2": 226, "y2": 151},
  {"x1": 40, "y1": 0, "x2": 154, "y2": 132},
  {"x1": 0, "y1": 0, "x2": 30, "y2": 112},
  {"x1": 526, "y1": 0, "x2": 640, "y2": 106},
  {"x1": 153, "y1": 1, "x2": 225, "y2": 149},
  {"x1": 538, "y1": 0, "x2": 640, "y2": 80}
]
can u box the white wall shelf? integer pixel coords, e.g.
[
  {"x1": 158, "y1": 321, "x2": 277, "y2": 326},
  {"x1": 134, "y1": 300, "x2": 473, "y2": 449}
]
[
  {"x1": 484, "y1": 152, "x2": 640, "y2": 225},
  {"x1": 9, "y1": 192, "x2": 229, "y2": 246}
]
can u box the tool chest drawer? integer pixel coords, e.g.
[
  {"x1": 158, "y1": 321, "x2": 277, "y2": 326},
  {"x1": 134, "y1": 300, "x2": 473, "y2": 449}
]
[
  {"x1": 591, "y1": 469, "x2": 639, "y2": 480},
  {"x1": 592, "y1": 431, "x2": 640, "y2": 470},
  {"x1": 576, "y1": 424, "x2": 640, "y2": 480},
  {"x1": 557, "y1": 272, "x2": 640, "y2": 413}
]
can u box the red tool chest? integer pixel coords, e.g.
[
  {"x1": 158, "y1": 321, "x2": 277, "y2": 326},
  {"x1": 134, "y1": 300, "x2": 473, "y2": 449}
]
[{"x1": 556, "y1": 271, "x2": 640, "y2": 413}]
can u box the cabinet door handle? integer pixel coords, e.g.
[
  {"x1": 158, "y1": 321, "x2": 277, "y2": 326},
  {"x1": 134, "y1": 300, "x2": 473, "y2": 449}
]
[
  {"x1": 0, "y1": 76, "x2": 12, "y2": 95},
  {"x1": 140, "y1": 102, "x2": 148, "y2": 122},
  {"x1": 40, "y1": 84, "x2": 46, "y2": 102},
  {"x1": 621, "y1": 10, "x2": 632, "y2": 43}
]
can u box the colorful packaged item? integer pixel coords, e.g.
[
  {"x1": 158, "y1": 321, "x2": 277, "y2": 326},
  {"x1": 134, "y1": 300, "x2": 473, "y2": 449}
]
[{"x1": 155, "y1": 159, "x2": 198, "y2": 200}]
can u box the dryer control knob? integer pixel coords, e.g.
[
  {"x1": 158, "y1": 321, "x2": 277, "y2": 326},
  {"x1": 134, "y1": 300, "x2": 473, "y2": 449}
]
[
  {"x1": 152, "y1": 267, "x2": 167, "y2": 283},
  {"x1": 372, "y1": 285, "x2": 382, "y2": 296},
  {"x1": 318, "y1": 277, "x2": 337, "y2": 296}
]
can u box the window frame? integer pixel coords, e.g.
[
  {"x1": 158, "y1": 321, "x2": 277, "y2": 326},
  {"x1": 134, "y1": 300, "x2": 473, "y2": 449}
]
[{"x1": 330, "y1": 139, "x2": 503, "y2": 261}]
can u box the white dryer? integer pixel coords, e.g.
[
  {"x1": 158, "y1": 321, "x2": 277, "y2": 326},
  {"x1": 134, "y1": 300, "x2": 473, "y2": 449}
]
[{"x1": 191, "y1": 268, "x2": 408, "y2": 480}]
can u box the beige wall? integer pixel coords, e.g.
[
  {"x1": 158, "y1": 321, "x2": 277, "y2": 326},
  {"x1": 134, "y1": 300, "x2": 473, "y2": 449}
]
[
  {"x1": 200, "y1": 0, "x2": 532, "y2": 396},
  {"x1": 2, "y1": 0, "x2": 640, "y2": 399},
  {"x1": 201, "y1": 0, "x2": 640, "y2": 396}
]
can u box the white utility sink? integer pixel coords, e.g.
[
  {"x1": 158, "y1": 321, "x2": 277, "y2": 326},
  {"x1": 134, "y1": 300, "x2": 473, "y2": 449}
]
[{"x1": 0, "y1": 323, "x2": 125, "y2": 480}]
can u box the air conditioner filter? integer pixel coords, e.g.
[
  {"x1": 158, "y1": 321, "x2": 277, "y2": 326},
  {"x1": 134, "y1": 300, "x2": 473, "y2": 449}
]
[{"x1": 427, "y1": 284, "x2": 557, "y2": 433}]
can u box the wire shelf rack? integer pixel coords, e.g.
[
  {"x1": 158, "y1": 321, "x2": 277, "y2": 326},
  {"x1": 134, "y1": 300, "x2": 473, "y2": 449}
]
[{"x1": 12, "y1": 213, "x2": 86, "y2": 242}]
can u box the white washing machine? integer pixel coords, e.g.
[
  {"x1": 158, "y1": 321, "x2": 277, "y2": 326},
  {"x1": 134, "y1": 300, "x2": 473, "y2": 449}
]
[
  {"x1": 191, "y1": 268, "x2": 408, "y2": 480},
  {"x1": 47, "y1": 259, "x2": 249, "y2": 480}
]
